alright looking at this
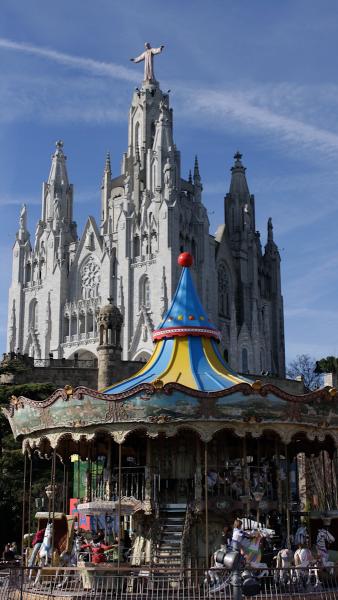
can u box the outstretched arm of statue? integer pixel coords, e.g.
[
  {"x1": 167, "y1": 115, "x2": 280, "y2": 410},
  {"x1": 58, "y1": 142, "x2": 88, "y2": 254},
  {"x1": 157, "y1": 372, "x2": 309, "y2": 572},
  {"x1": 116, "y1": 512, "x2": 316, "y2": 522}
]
[
  {"x1": 151, "y1": 45, "x2": 164, "y2": 55},
  {"x1": 130, "y1": 52, "x2": 145, "y2": 63}
]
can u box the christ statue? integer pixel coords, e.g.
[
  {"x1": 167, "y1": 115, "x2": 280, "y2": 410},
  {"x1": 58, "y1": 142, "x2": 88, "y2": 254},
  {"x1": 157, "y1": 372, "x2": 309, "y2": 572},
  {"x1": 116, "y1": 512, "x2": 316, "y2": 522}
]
[{"x1": 130, "y1": 42, "x2": 164, "y2": 82}]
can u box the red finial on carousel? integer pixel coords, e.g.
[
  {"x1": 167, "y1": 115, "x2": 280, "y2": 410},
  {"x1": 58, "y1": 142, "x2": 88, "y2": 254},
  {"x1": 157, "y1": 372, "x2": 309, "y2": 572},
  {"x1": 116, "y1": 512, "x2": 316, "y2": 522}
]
[{"x1": 178, "y1": 252, "x2": 193, "y2": 268}]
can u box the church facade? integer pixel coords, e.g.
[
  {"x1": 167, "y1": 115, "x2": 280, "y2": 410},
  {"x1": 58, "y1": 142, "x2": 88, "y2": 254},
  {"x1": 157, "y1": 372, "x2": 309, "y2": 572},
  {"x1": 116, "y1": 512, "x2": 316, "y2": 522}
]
[{"x1": 6, "y1": 74, "x2": 285, "y2": 376}]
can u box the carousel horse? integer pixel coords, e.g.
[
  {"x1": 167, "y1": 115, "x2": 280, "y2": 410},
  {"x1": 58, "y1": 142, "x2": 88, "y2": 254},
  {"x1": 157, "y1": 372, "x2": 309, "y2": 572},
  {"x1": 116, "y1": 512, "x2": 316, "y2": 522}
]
[
  {"x1": 33, "y1": 522, "x2": 53, "y2": 587},
  {"x1": 316, "y1": 528, "x2": 335, "y2": 573},
  {"x1": 294, "y1": 545, "x2": 321, "y2": 588},
  {"x1": 273, "y1": 548, "x2": 294, "y2": 586},
  {"x1": 57, "y1": 534, "x2": 83, "y2": 589}
]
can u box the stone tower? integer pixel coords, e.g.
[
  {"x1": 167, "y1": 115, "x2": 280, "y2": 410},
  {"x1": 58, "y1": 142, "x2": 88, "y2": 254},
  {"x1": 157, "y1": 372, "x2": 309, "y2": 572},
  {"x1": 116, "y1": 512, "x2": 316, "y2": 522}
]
[{"x1": 97, "y1": 299, "x2": 124, "y2": 390}]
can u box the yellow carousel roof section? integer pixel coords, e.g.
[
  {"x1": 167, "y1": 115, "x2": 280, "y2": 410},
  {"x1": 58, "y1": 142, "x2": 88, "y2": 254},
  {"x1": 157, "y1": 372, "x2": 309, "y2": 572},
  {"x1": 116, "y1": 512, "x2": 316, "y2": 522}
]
[{"x1": 103, "y1": 253, "x2": 251, "y2": 395}]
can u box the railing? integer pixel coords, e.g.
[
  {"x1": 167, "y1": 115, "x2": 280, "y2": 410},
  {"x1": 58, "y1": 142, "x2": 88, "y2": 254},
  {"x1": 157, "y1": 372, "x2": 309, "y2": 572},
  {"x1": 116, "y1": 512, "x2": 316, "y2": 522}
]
[
  {"x1": 1, "y1": 565, "x2": 338, "y2": 599},
  {"x1": 34, "y1": 358, "x2": 98, "y2": 368},
  {"x1": 112, "y1": 466, "x2": 146, "y2": 500}
]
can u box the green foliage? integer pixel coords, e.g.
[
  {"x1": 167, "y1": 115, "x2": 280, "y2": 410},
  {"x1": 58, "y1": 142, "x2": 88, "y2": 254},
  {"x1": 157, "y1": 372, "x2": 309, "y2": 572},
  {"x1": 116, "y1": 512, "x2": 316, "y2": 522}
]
[
  {"x1": 0, "y1": 359, "x2": 29, "y2": 376},
  {"x1": 0, "y1": 382, "x2": 55, "y2": 405},
  {"x1": 315, "y1": 356, "x2": 338, "y2": 374},
  {"x1": 0, "y1": 380, "x2": 57, "y2": 552}
]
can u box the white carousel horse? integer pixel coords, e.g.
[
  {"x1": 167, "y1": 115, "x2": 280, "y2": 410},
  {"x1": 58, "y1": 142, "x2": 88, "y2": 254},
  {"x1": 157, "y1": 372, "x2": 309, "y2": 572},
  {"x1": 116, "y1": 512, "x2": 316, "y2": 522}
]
[
  {"x1": 294, "y1": 546, "x2": 321, "y2": 588},
  {"x1": 57, "y1": 534, "x2": 82, "y2": 589},
  {"x1": 294, "y1": 526, "x2": 309, "y2": 546},
  {"x1": 33, "y1": 522, "x2": 53, "y2": 587},
  {"x1": 273, "y1": 548, "x2": 294, "y2": 585},
  {"x1": 316, "y1": 528, "x2": 335, "y2": 573}
]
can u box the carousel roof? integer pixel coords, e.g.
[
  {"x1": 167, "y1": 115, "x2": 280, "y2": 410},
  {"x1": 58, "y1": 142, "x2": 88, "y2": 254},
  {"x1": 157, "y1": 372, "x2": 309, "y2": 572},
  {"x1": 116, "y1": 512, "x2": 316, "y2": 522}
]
[
  {"x1": 103, "y1": 252, "x2": 250, "y2": 394},
  {"x1": 3, "y1": 253, "x2": 338, "y2": 450}
]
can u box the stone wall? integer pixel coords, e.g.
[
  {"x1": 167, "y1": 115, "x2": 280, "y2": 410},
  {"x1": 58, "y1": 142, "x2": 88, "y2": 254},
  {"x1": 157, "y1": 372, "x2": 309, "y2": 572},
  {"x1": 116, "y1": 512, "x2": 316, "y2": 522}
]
[{"x1": 0, "y1": 352, "x2": 144, "y2": 392}]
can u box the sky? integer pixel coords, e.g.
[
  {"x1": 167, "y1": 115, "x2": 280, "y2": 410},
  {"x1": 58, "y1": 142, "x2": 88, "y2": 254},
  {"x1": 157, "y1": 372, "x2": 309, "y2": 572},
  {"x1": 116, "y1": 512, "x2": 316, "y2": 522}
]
[{"x1": 0, "y1": 0, "x2": 338, "y2": 364}]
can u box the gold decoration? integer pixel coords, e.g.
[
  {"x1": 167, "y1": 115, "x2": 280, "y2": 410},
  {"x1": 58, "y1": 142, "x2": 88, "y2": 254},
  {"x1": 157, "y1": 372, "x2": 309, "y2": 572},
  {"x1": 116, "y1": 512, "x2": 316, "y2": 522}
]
[
  {"x1": 10, "y1": 395, "x2": 18, "y2": 407},
  {"x1": 251, "y1": 380, "x2": 262, "y2": 392},
  {"x1": 64, "y1": 385, "x2": 74, "y2": 398},
  {"x1": 152, "y1": 378, "x2": 164, "y2": 391},
  {"x1": 329, "y1": 387, "x2": 337, "y2": 398}
]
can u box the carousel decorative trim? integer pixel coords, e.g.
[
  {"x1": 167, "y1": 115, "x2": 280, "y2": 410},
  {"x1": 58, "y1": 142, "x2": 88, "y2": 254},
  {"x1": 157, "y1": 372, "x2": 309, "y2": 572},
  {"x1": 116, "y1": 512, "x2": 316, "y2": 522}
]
[{"x1": 5, "y1": 380, "x2": 337, "y2": 417}]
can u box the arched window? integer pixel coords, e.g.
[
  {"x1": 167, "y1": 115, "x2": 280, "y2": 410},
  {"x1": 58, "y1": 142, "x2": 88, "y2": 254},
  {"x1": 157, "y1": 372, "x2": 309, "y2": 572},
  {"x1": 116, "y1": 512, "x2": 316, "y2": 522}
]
[
  {"x1": 218, "y1": 264, "x2": 230, "y2": 317},
  {"x1": 29, "y1": 299, "x2": 38, "y2": 331},
  {"x1": 191, "y1": 239, "x2": 197, "y2": 263},
  {"x1": 139, "y1": 276, "x2": 151, "y2": 310},
  {"x1": 134, "y1": 235, "x2": 140, "y2": 257},
  {"x1": 25, "y1": 262, "x2": 31, "y2": 284},
  {"x1": 223, "y1": 348, "x2": 229, "y2": 363},
  {"x1": 135, "y1": 121, "x2": 141, "y2": 152},
  {"x1": 242, "y1": 348, "x2": 249, "y2": 373}
]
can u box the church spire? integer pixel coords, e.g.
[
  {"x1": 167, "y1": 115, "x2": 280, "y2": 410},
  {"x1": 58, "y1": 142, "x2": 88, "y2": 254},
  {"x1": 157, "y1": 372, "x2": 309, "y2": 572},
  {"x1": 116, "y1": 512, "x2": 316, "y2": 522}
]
[
  {"x1": 193, "y1": 155, "x2": 202, "y2": 202},
  {"x1": 101, "y1": 152, "x2": 112, "y2": 233},
  {"x1": 267, "y1": 217, "x2": 274, "y2": 243},
  {"x1": 41, "y1": 140, "x2": 74, "y2": 232},
  {"x1": 229, "y1": 151, "x2": 250, "y2": 198}
]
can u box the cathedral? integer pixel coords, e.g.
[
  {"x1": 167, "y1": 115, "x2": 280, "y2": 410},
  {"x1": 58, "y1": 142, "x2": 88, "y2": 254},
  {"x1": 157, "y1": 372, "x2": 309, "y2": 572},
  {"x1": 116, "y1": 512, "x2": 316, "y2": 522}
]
[{"x1": 6, "y1": 59, "x2": 285, "y2": 377}]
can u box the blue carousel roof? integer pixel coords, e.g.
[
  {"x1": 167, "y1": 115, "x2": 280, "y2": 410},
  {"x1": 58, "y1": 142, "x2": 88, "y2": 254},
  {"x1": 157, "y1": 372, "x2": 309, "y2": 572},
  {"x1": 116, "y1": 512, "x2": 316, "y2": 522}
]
[{"x1": 103, "y1": 253, "x2": 250, "y2": 394}]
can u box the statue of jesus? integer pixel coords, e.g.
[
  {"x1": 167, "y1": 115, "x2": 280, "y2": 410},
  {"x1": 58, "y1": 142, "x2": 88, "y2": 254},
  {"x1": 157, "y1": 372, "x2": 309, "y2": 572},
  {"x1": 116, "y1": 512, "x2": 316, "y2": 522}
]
[{"x1": 130, "y1": 42, "x2": 164, "y2": 82}]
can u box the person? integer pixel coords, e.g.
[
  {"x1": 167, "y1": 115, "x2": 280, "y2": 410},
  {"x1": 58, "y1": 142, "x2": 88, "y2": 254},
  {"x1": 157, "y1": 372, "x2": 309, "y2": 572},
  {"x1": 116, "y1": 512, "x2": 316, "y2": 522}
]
[
  {"x1": 231, "y1": 519, "x2": 255, "y2": 552},
  {"x1": 81, "y1": 535, "x2": 114, "y2": 565},
  {"x1": 10, "y1": 542, "x2": 17, "y2": 556},
  {"x1": 3, "y1": 544, "x2": 15, "y2": 561},
  {"x1": 221, "y1": 525, "x2": 231, "y2": 549}
]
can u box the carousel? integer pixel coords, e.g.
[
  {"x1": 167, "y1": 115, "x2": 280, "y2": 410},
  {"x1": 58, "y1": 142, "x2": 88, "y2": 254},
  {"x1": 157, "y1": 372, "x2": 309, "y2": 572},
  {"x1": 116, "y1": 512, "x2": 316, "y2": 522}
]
[{"x1": 3, "y1": 252, "x2": 338, "y2": 595}]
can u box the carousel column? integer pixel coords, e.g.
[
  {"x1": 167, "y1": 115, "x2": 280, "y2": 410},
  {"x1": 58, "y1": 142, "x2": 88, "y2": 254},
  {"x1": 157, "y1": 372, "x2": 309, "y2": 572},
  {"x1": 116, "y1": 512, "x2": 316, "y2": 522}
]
[
  {"x1": 51, "y1": 448, "x2": 57, "y2": 566},
  {"x1": 275, "y1": 439, "x2": 283, "y2": 514},
  {"x1": 285, "y1": 444, "x2": 291, "y2": 547},
  {"x1": 106, "y1": 437, "x2": 112, "y2": 500},
  {"x1": 194, "y1": 436, "x2": 202, "y2": 511},
  {"x1": 144, "y1": 436, "x2": 153, "y2": 515},
  {"x1": 204, "y1": 442, "x2": 209, "y2": 568},
  {"x1": 242, "y1": 436, "x2": 251, "y2": 517},
  {"x1": 117, "y1": 442, "x2": 122, "y2": 570},
  {"x1": 21, "y1": 450, "x2": 28, "y2": 563}
]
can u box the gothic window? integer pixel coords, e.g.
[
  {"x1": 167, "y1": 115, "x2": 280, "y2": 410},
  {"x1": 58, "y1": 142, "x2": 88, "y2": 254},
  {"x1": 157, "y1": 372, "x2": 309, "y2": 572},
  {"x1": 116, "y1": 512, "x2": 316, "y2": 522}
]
[
  {"x1": 150, "y1": 230, "x2": 157, "y2": 254},
  {"x1": 242, "y1": 348, "x2": 249, "y2": 373},
  {"x1": 191, "y1": 239, "x2": 197, "y2": 263},
  {"x1": 151, "y1": 121, "x2": 156, "y2": 146},
  {"x1": 218, "y1": 263, "x2": 230, "y2": 317},
  {"x1": 25, "y1": 262, "x2": 31, "y2": 284},
  {"x1": 135, "y1": 121, "x2": 141, "y2": 152},
  {"x1": 80, "y1": 256, "x2": 100, "y2": 299},
  {"x1": 134, "y1": 235, "x2": 140, "y2": 257},
  {"x1": 139, "y1": 276, "x2": 151, "y2": 310},
  {"x1": 142, "y1": 234, "x2": 148, "y2": 256},
  {"x1": 260, "y1": 348, "x2": 264, "y2": 372},
  {"x1": 29, "y1": 299, "x2": 38, "y2": 331}
]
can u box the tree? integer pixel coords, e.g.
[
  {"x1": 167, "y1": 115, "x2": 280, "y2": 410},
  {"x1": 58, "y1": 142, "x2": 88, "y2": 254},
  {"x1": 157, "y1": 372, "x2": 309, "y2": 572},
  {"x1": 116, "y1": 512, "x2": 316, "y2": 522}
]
[
  {"x1": 0, "y1": 374, "x2": 58, "y2": 551},
  {"x1": 315, "y1": 356, "x2": 338, "y2": 375},
  {"x1": 286, "y1": 354, "x2": 323, "y2": 391}
]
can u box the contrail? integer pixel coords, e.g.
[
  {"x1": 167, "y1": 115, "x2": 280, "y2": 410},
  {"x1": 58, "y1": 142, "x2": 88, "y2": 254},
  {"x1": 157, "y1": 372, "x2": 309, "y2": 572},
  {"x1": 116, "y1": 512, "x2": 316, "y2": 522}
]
[{"x1": 0, "y1": 37, "x2": 138, "y2": 83}]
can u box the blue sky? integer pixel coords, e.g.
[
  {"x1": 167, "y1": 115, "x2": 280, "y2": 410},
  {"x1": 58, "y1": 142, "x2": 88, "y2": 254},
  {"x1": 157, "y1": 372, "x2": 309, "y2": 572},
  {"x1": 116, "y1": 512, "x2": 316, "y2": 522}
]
[{"x1": 0, "y1": 0, "x2": 338, "y2": 364}]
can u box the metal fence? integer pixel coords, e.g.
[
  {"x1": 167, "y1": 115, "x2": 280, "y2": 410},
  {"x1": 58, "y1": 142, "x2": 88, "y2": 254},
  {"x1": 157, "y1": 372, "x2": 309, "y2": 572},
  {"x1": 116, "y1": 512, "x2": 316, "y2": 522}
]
[{"x1": 1, "y1": 565, "x2": 338, "y2": 599}]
